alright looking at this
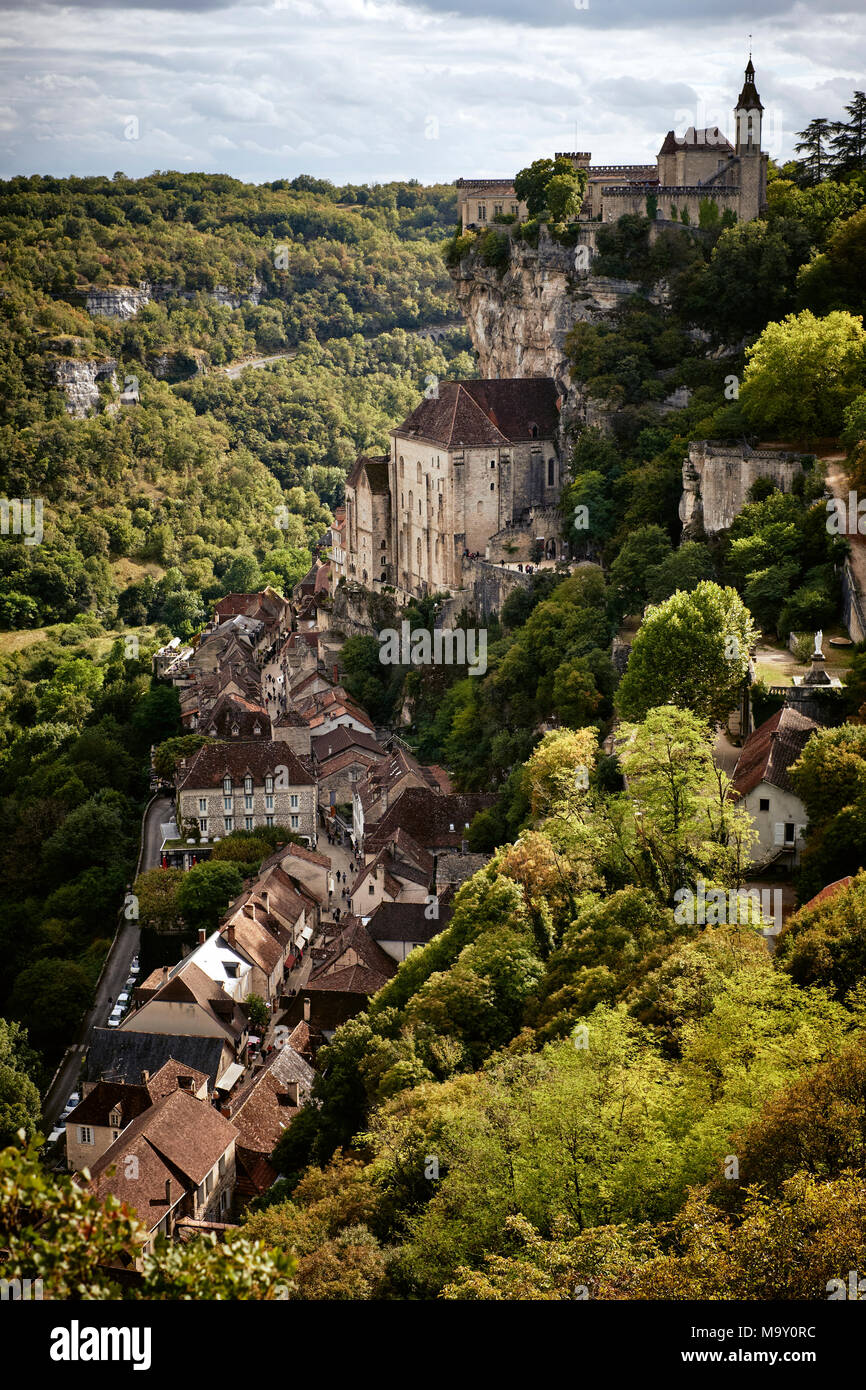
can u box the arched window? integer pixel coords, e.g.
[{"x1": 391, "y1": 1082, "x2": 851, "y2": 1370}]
[
  {"x1": 547, "y1": 458, "x2": 555, "y2": 486},
  {"x1": 490, "y1": 481, "x2": 495, "y2": 491},
  {"x1": 416, "y1": 537, "x2": 422, "y2": 567},
  {"x1": 408, "y1": 490, "x2": 414, "y2": 512},
  {"x1": 417, "y1": 461, "x2": 422, "y2": 482},
  {"x1": 399, "y1": 456, "x2": 404, "y2": 476}
]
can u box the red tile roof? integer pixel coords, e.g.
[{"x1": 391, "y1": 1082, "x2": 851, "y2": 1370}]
[{"x1": 731, "y1": 708, "x2": 819, "y2": 799}]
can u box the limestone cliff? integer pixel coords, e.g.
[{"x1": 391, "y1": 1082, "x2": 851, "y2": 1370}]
[
  {"x1": 448, "y1": 227, "x2": 667, "y2": 432},
  {"x1": 47, "y1": 356, "x2": 118, "y2": 417},
  {"x1": 681, "y1": 441, "x2": 808, "y2": 537}
]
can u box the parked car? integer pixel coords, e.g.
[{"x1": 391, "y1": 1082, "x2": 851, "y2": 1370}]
[
  {"x1": 130, "y1": 956, "x2": 140, "y2": 973},
  {"x1": 124, "y1": 976, "x2": 136, "y2": 993},
  {"x1": 108, "y1": 1006, "x2": 123, "y2": 1027},
  {"x1": 61, "y1": 1091, "x2": 80, "y2": 1118},
  {"x1": 48, "y1": 1127, "x2": 65, "y2": 1146},
  {"x1": 117, "y1": 992, "x2": 130, "y2": 1008}
]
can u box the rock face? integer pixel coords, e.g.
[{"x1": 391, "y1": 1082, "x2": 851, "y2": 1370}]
[
  {"x1": 48, "y1": 357, "x2": 118, "y2": 417},
  {"x1": 146, "y1": 349, "x2": 206, "y2": 382},
  {"x1": 680, "y1": 440, "x2": 807, "y2": 537},
  {"x1": 85, "y1": 277, "x2": 263, "y2": 320},
  {"x1": 86, "y1": 286, "x2": 151, "y2": 319},
  {"x1": 448, "y1": 227, "x2": 666, "y2": 433}
]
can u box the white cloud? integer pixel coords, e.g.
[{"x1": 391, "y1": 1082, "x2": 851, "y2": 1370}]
[{"x1": 0, "y1": 0, "x2": 862, "y2": 182}]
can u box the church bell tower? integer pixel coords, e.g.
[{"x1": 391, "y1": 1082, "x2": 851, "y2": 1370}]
[{"x1": 735, "y1": 55, "x2": 763, "y2": 153}]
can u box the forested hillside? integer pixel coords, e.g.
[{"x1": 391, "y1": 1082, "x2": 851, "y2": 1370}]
[{"x1": 0, "y1": 172, "x2": 471, "y2": 634}]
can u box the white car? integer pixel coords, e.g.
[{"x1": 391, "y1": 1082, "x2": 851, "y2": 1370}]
[
  {"x1": 108, "y1": 1006, "x2": 123, "y2": 1027},
  {"x1": 48, "y1": 1127, "x2": 65, "y2": 1146},
  {"x1": 117, "y1": 992, "x2": 130, "y2": 1008},
  {"x1": 61, "y1": 1091, "x2": 80, "y2": 1117}
]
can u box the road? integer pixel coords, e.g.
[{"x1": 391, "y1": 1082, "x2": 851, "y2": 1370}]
[
  {"x1": 222, "y1": 350, "x2": 298, "y2": 380},
  {"x1": 40, "y1": 794, "x2": 173, "y2": 1130}
]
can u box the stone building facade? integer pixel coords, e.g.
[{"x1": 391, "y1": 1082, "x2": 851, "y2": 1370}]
[
  {"x1": 177, "y1": 741, "x2": 317, "y2": 843},
  {"x1": 340, "y1": 378, "x2": 561, "y2": 602}
]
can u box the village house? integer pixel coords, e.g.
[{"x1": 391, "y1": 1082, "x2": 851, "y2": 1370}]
[
  {"x1": 364, "y1": 786, "x2": 497, "y2": 858},
  {"x1": 730, "y1": 707, "x2": 819, "y2": 865},
  {"x1": 122, "y1": 960, "x2": 249, "y2": 1084},
  {"x1": 350, "y1": 831, "x2": 434, "y2": 918},
  {"x1": 365, "y1": 897, "x2": 454, "y2": 963},
  {"x1": 65, "y1": 1060, "x2": 210, "y2": 1173},
  {"x1": 86, "y1": 1029, "x2": 227, "y2": 1093},
  {"x1": 222, "y1": 1042, "x2": 316, "y2": 1205},
  {"x1": 352, "y1": 746, "x2": 446, "y2": 845},
  {"x1": 84, "y1": 1088, "x2": 239, "y2": 1253},
  {"x1": 176, "y1": 740, "x2": 317, "y2": 843},
  {"x1": 312, "y1": 725, "x2": 386, "y2": 812},
  {"x1": 283, "y1": 918, "x2": 398, "y2": 1036}
]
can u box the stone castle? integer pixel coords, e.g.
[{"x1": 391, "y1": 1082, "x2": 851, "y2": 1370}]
[
  {"x1": 332, "y1": 378, "x2": 564, "y2": 603},
  {"x1": 457, "y1": 57, "x2": 768, "y2": 231}
]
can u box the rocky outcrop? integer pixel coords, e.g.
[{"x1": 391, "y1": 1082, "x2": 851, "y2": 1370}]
[
  {"x1": 85, "y1": 277, "x2": 262, "y2": 320},
  {"x1": 680, "y1": 441, "x2": 808, "y2": 537},
  {"x1": 47, "y1": 357, "x2": 118, "y2": 417},
  {"x1": 448, "y1": 227, "x2": 668, "y2": 433},
  {"x1": 86, "y1": 286, "x2": 151, "y2": 319},
  {"x1": 146, "y1": 348, "x2": 207, "y2": 382}
]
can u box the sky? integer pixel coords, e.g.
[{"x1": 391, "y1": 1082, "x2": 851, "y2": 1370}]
[{"x1": 0, "y1": 0, "x2": 863, "y2": 186}]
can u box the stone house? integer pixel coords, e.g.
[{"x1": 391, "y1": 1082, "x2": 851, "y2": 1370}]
[
  {"x1": 177, "y1": 740, "x2": 317, "y2": 843},
  {"x1": 84, "y1": 1088, "x2": 239, "y2": 1252}
]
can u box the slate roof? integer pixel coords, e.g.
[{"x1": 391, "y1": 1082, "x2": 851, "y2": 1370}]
[
  {"x1": 311, "y1": 726, "x2": 384, "y2": 762},
  {"x1": 737, "y1": 58, "x2": 764, "y2": 111},
  {"x1": 394, "y1": 378, "x2": 559, "y2": 448},
  {"x1": 658, "y1": 127, "x2": 734, "y2": 154},
  {"x1": 730, "y1": 708, "x2": 819, "y2": 799},
  {"x1": 199, "y1": 692, "x2": 271, "y2": 741},
  {"x1": 227, "y1": 1046, "x2": 316, "y2": 1155},
  {"x1": 146, "y1": 1058, "x2": 210, "y2": 1102},
  {"x1": 366, "y1": 899, "x2": 453, "y2": 945},
  {"x1": 87, "y1": 1029, "x2": 226, "y2": 1090},
  {"x1": 366, "y1": 788, "x2": 497, "y2": 851},
  {"x1": 309, "y1": 919, "x2": 397, "y2": 995},
  {"x1": 178, "y1": 739, "x2": 315, "y2": 790}
]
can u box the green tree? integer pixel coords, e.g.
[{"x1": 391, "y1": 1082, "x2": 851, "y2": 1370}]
[
  {"x1": 741, "y1": 309, "x2": 866, "y2": 441},
  {"x1": 616, "y1": 582, "x2": 756, "y2": 726},
  {"x1": 175, "y1": 860, "x2": 244, "y2": 932}
]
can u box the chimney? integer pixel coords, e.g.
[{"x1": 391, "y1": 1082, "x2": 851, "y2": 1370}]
[
  {"x1": 303, "y1": 997, "x2": 311, "y2": 1023},
  {"x1": 461, "y1": 838, "x2": 468, "y2": 854},
  {"x1": 164, "y1": 1178, "x2": 172, "y2": 1204},
  {"x1": 141, "y1": 1069, "x2": 150, "y2": 1084},
  {"x1": 198, "y1": 928, "x2": 207, "y2": 945},
  {"x1": 285, "y1": 1080, "x2": 300, "y2": 1105},
  {"x1": 262, "y1": 891, "x2": 270, "y2": 912}
]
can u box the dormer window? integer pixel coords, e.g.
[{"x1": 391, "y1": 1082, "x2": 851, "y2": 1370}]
[
  {"x1": 109, "y1": 1109, "x2": 122, "y2": 1128},
  {"x1": 265, "y1": 774, "x2": 274, "y2": 794},
  {"x1": 530, "y1": 424, "x2": 539, "y2": 439},
  {"x1": 244, "y1": 775, "x2": 253, "y2": 795},
  {"x1": 231, "y1": 723, "x2": 240, "y2": 737},
  {"x1": 223, "y1": 776, "x2": 232, "y2": 795}
]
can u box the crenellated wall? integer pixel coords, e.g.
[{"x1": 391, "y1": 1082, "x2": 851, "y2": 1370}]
[{"x1": 680, "y1": 440, "x2": 808, "y2": 537}]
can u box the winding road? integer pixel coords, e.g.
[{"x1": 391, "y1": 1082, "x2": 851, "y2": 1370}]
[{"x1": 40, "y1": 794, "x2": 173, "y2": 1131}]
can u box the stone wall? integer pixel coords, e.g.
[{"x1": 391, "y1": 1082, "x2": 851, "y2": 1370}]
[{"x1": 680, "y1": 440, "x2": 807, "y2": 537}]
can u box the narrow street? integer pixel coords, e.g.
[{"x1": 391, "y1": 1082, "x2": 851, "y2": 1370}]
[{"x1": 40, "y1": 794, "x2": 172, "y2": 1130}]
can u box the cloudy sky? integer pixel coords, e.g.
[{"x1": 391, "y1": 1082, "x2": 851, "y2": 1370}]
[{"x1": 0, "y1": 0, "x2": 864, "y2": 185}]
